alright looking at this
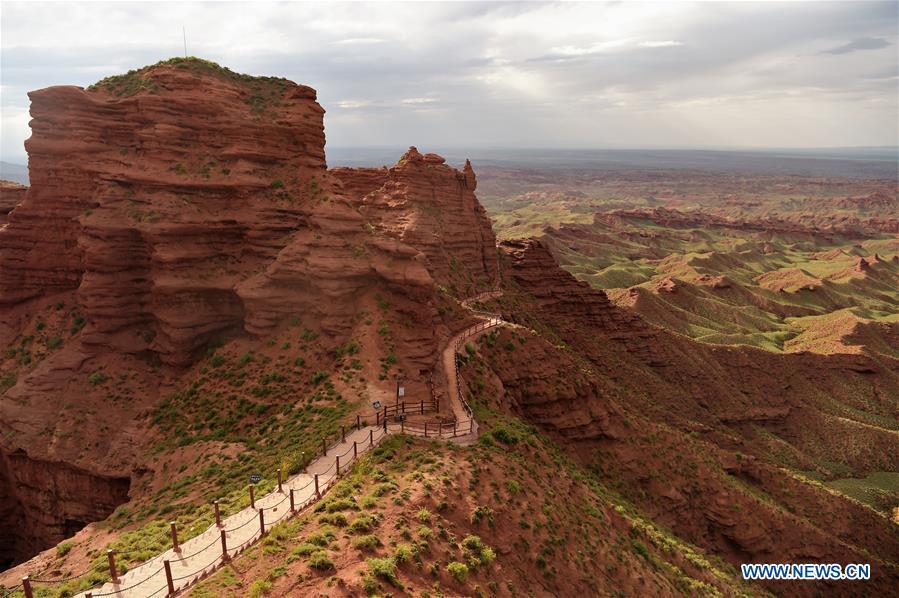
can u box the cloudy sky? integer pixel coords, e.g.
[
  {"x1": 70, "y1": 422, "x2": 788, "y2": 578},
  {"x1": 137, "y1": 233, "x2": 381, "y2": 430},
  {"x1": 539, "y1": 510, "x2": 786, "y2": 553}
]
[{"x1": 1, "y1": 1, "x2": 897, "y2": 163}]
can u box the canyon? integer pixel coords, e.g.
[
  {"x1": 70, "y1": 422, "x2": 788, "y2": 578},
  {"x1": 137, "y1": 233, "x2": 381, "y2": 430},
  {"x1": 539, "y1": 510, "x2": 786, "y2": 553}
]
[{"x1": 0, "y1": 59, "x2": 896, "y2": 597}]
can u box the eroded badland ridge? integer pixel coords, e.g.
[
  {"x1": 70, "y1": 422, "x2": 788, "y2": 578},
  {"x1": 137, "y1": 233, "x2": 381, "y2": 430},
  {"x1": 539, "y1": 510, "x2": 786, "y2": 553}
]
[{"x1": 0, "y1": 59, "x2": 896, "y2": 597}]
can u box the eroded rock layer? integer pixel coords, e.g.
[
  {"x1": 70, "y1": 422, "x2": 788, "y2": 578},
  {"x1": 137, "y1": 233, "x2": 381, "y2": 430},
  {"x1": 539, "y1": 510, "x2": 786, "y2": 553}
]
[
  {"x1": 0, "y1": 181, "x2": 26, "y2": 226},
  {"x1": 0, "y1": 449, "x2": 129, "y2": 567},
  {"x1": 337, "y1": 147, "x2": 500, "y2": 297}
]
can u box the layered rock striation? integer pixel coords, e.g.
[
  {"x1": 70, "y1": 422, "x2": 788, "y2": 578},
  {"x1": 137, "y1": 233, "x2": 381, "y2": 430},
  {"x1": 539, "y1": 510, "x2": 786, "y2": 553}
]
[
  {"x1": 0, "y1": 181, "x2": 26, "y2": 226},
  {"x1": 334, "y1": 147, "x2": 500, "y2": 297},
  {"x1": 500, "y1": 238, "x2": 661, "y2": 365}
]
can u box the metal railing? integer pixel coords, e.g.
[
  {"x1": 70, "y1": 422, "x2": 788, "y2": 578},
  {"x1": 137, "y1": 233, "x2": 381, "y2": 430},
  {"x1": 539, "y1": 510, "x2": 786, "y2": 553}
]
[{"x1": 453, "y1": 316, "x2": 503, "y2": 420}]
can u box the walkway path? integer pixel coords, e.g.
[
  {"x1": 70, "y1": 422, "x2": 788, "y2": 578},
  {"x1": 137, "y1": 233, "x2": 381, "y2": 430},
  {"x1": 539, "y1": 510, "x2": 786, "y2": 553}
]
[
  {"x1": 72, "y1": 427, "x2": 387, "y2": 598},
  {"x1": 18, "y1": 290, "x2": 506, "y2": 598}
]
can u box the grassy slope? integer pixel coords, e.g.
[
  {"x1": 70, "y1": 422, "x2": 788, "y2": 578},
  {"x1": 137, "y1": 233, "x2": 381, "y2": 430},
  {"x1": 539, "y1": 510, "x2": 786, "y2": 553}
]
[
  {"x1": 548, "y1": 222, "x2": 898, "y2": 355},
  {"x1": 188, "y1": 420, "x2": 764, "y2": 598}
]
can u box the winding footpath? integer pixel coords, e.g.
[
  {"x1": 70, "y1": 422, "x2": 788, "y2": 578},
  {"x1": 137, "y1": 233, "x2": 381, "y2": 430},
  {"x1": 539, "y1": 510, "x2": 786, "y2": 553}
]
[{"x1": 14, "y1": 290, "x2": 505, "y2": 598}]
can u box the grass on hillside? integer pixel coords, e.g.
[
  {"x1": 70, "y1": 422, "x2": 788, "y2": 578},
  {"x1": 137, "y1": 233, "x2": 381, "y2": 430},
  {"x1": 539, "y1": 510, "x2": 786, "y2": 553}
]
[{"x1": 88, "y1": 57, "x2": 291, "y2": 97}]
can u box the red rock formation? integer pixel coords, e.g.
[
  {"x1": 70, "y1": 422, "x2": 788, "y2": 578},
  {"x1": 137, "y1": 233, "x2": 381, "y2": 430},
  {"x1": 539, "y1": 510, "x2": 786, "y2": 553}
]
[
  {"x1": 598, "y1": 206, "x2": 895, "y2": 238},
  {"x1": 0, "y1": 60, "x2": 502, "y2": 563},
  {"x1": 337, "y1": 147, "x2": 500, "y2": 297},
  {"x1": 499, "y1": 238, "x2": 662, "y2": 365},
  {"x1": 0, "y1": 61, "x2": 328, "y2": 363},
  {"x1": 0, "y1": 181, "x2": 26, "y2": 226},
  {"x1": 0, "y1": 450, "x2": 129, "y2": 568}
]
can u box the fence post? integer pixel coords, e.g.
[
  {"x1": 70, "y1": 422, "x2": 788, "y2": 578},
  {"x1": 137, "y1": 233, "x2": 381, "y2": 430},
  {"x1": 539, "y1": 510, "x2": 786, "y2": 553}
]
[
  {"x1": 220, "y1": 529, "x2": 229, "y2": 562},
  {"x1": 341, "y1": 425, "x2": 346, "y2": 443},
  {"x1": 258, "y1": 508, "x2": 266, "y2": 536},
  {"x1": 290, "y1": 488, "x2": 295, "y2": 513},
  {"x1": 214, "y1": 500, "x2": 221, "y2": 527},
  {"x1": 314, "y1": 474, "x2": 320, "y2": 496},
  {"x1": 454, "y1": 421, "x2": 457, "y2": 436},
  {"x1": 376, "y1": 411, "x2": 380, "y2": 426},
  {"x1": 164, "y1": 560, "x2": 175, "y2": 596},
  {"x1": 107, "y1": 549, "x2": 118, "y2": 584},
  {"x1": 356, "y1": 414, "x2": 361, "y2": 429},
  {"x1": 353, "y1": 440, "x2": 357, "y2": 458},
  {"x1": 424, "y1": 422, "x2": 428, "y2": 438},
  {"x1": 170, "y1": 521, "x2": 180, "y2": 552},
  {"x1": 383, "y1": 417, "x2": 387, "y2": 432},
  {"x1": 401, "y1": 418, "x2": 404, "y2": 434},
  {"x1": 401, "y1": 402, "x2": 405, "y2": 414},
  {"x1": 22, "y1": 576, "x2": 32, "y2": 598},
  {"x1": 322, "y1": 437, "x2": 327, "y2": 456},
  {"x1": 336, "y1": 455, "x2": 340, "y2": 475},
  {"x1": 277, "y1": 468, "x2": 283, "y2": 493},
  {"x1": 249, "y1": 485, "x2": 255, "y2": 509},
  {"x1": 369, "y1": 429, "x2": 374, "y2": 446}
]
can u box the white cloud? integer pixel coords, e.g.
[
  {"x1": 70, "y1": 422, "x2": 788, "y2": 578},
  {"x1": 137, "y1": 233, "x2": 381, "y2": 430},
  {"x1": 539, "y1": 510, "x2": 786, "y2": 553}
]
[
  {"x1": 0, "y1": 0, "x2": 896, "y2": 159},
  {"x1": 336, "y1": 100, "x2": 372, "y2": 109},
  {"x1": 332, "y1": 38, "x2": 385, "y2": 45},
  {"x1": 639, "y1": 40, "x2": 684, "y2": 48}
]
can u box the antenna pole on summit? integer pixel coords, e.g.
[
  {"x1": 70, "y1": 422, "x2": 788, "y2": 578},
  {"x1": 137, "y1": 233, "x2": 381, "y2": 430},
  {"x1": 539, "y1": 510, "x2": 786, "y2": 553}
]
[{"x1": 183, "y1": 26, "x2": 187, "y2": 57}]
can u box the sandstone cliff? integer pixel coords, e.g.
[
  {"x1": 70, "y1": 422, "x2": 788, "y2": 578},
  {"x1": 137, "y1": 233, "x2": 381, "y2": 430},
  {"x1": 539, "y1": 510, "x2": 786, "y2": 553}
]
[
  {"x1": 333, "y1": 147, "x2": 500, "y2": 297},
  {"x1": 0, "y1": 180, "x2": 26, "y2": 226}
]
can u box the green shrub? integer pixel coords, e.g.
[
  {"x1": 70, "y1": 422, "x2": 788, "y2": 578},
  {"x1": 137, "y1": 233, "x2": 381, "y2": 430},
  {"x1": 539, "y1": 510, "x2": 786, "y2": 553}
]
[
  {"x1": 318, "y1": 512, "x2": 348, "y2": 527},
  {"x1": 349, "y1": 513, "x2": 377, "y2": 533},
  {"x1": 447, "y1": 561, "x2": 469, "y2": 583},
  {"x1": 367, "y1": 557, "x2": 401, "y2": 587},
  {"x1": 310, "y1": 371, "x2": 329, "y2": 385},
  {"x1": 470, "y1": 505, "x2": 494, "y2": 526},
  {"x1": 394, "y1": 543, "x2": 413, "y2": 564},
  {"x1": 88, "y1": 372, "x2": 108, "y2": 386},
  {"x1": 270, "y1": 179, "x2": 284, "y2": 189},
  {"x1": 290, "y1": 542, "x2": 319, "y2": 557},
  {"x1": 56, "y1": 541, "x2": 73, "y2": 557},
  {"x1": 491, "y1": 425, "x2": 518, "y2": 445},
  {"x1": 326, "y1": 497, "x2": 357, "y2": 512},
  {"x1": 209, "y1": 354, "x2": 225, "y2": 368},
  {"x1": 46, "y1": 336, "x2": 63, "y2": 349},
  {"x1": 306, "y1": 527, "x2": 336, "y2": 546},
  {"x1": 352, "y1": 534, "x2": 381, "y2": 550},
  {"x1": 632, "y1": 539, "x2": 650, "y2": 559},
  {"x1": 417, "y1": 525, "x2": 434, "y2": 540},
  {"x1": 308, "y1": 550, "x2": 334, "y2": 570},
  {"x1": 416, "y1": 507, "x2": 432, "y2": 523},
  {"x1": 0, "y1": 372, "x2": 15, "y2": 393},
  {"x1": 248, "y1": 579, "x2": 273, "y2": 597},
  {"x1": 71, "y1": 314, "x2": 86, "y2": 334},
  {"x1": 462, "y1": 535, "x2": 496, "y2": 567}
]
